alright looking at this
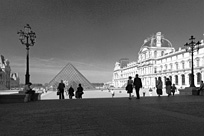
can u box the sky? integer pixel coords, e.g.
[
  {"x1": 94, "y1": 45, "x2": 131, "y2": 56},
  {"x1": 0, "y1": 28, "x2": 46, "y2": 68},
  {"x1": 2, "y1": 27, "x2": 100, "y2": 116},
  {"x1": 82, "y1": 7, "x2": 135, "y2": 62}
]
[{"x1": 0, "y1": 0, "x2": 203, "y2": 84}]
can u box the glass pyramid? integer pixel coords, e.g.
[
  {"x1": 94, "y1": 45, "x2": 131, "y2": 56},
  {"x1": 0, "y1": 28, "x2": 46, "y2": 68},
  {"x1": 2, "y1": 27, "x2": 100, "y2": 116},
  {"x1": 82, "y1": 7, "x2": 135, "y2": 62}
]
[{"x1": 48, "y1": 63, "x2": 95, "y2": 91}]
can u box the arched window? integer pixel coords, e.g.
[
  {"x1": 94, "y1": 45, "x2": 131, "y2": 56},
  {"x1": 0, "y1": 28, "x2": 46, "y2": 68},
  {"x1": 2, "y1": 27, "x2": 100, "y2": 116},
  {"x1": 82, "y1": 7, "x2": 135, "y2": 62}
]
[
  {"x1": 175, "y1": 75, "x2": 178, "y2": 85},
  {"x1": 181, "y1": 61, "x2": 185, "y2": 69},
  {"x1": 154, "y1": 67, "x2": 157, "y2": 73},
  {"x1": 155, "y1": 77, "x2": 157, "y2": 86},
  {"x1": 154, "y1": 51, "x2": 157, "y2": 58},
  {"x1": 161, "y1": 51, "x2": 164, "y2": 56},
  {"x1": 169, "y1": 76, "x2": 172, "y2": 82},
  {"x1": 197, "y1": 73, "x2": 202, "y2": 84},
  {"x1": 196, "y1": 59, "x2": 200, "y2": 67},
  {"x1": 165, "y1": 64, "x2": 167, "y2": 71},
  {"x1": 181, "y1": 74, "x2": 185, "y2": 85}
]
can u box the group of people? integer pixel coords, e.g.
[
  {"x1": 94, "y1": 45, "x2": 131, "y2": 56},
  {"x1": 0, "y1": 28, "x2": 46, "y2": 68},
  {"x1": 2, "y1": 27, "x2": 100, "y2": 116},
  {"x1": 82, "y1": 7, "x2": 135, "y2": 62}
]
[
  {"x1": 127, "y1": 74, "x2": 204, "y2": 98},
  {"x1": 126, "y1": 74, "x2": 180, "y2": 99},
  {"x1": 126, "y1": 74, "x2": 142, "y2": 99},
  {"x1": 23, "y1": 82, "x2": 36, "y2": 102},
  {"x1": 57, "y1": 80, "x2": 84, "y2": 99},
  {"x1": 156, "y1": 77, "x2": 177, "y2": 97}
]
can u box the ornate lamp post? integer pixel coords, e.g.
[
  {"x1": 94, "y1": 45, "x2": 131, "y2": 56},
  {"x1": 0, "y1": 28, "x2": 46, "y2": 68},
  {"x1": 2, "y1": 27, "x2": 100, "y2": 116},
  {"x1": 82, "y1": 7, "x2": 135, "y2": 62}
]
[
  {"x1": 184, "y1": 36, "x2": 201, "y2": 87},
  {"x1": 17, "y1": 24, "x2": 36, "y2": 84}
]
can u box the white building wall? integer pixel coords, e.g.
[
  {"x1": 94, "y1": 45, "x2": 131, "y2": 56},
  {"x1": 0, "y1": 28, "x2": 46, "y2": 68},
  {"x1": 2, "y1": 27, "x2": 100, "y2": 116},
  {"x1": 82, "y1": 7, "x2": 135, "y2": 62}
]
[{"x1": 113, "y1": 33, "x2": 204, "y2": 89}]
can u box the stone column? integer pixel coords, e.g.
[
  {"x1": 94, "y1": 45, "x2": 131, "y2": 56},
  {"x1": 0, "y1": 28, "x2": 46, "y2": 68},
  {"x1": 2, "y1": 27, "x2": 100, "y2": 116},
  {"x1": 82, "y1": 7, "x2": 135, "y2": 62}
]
[
  {"x1": 186, "y1": 72, "x2": 190, "y2": 87},
  {"x1": 172, "y1": 75, "x2": 175, "y2": 85},
  {"x1": 162, "y1": 76, "x2": 165, "y2": 88},
  {"x1": 178, "y1": 74, "x2": 182, "y2": 88},
  {"x1": 194, "y1": 73, "x2": 198, "y2": 87}
]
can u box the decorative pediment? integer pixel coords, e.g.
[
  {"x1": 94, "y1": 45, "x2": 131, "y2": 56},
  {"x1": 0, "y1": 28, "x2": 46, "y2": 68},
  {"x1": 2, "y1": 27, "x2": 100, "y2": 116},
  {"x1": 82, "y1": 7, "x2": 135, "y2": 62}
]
[{"x1": 141, "y1": 47, "x2": 148, "y2": 53}]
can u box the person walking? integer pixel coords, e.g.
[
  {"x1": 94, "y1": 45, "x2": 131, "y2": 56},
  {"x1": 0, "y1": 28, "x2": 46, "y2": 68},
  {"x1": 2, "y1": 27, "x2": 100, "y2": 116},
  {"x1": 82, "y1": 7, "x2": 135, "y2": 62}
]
[
  {"x1": 126, "y1": 76, "x2": 134, "y2": 99},
  {"x1": 156, "y1": 77, "x2": 163, "y2": 97},
  {"x1": 57, "y1": 80, "x2": 65, "y2": 99},
  {"x1": 171, "y1": 84, "x2": 177, "y2": 96},
  {"x1": 68, "y1": 86, "x2": 74, "y2": 99},
  {"x1": 23, "y1": 82, "x2": 35, "y2": 102},
  {"x1": 148, "y1": 88, "x2": 153, "y2": 96},
  {"x1": 111, "y1": 89, "x2": 115, "y2": 98},
  {"x1": 76, "y1": 84, "x2": 84, "y2": 99},
  {"x1": 165, "y1": 78, "x2": 172, "y2": 97},
  {"x1": 197, "y1": 80, "x2": 204, "y2": 95},
  {"x1": 133, "y1": 74, "x2": 142, "y2": 99}
]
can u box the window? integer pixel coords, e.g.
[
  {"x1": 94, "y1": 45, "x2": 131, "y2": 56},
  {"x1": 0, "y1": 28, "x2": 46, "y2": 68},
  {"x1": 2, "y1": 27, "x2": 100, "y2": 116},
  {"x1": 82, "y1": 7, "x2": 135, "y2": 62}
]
[
  {"x1": 165, "y1": 65, "x2": 167, "y2": 70},
  {"x1": 175, "y1": 63, "x2": 178, "y2": 70},
  {"x1": 161, "y1": 51, "x2": 164, "y2": 56},
  {"x1": 197, "y1": 73, "x2": 201, "y2": 84},
  {"x1": 182, "y1": 61, "x2": 185, "y2": 69},
  {"x1": 203, "y1": 57, "x2": 204, "y2": 66},
  {"x1": 181, "y1": 74, "x2": 185, "y2": 85},
  {"x1": 196, "y1": 59, "x2": 200, "y2": 67},
  {"x1": 175, "y1": 75, "x2": 178, "y2": 85},
  {"x1": 169, "y1": 63, "x2": 172, "y2": 70},
  {"x1": 155, "y1": 77, "x2": 157, "y2": 86},
  {"x1": 154, "y1": 51, "x2": 157, "y2": 58},
  {"x1": 189, "y1": 60, "x2": 192, "y2": 68},
  {"x1": 169, "y1": 76, "x2": 172, "y2": 82}
]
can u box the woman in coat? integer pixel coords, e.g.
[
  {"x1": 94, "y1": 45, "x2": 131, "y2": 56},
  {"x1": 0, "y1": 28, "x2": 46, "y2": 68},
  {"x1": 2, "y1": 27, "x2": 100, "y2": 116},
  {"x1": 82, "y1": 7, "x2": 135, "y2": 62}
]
[
  {"x1": 156, "y1": 77, "x2": 163, "y2": 97},
  {"x1": 76, "y1": 84, "x2": 84, "y2": 99},
  {"x1": 126, "y1": 76, "x2": 134, "y2": 99},
  {"x1": 68, "y1": 86, "x2": 74, "y2": 99},
  {"x1": 165, "y1": 78, "x2": 172, "y2": 97}
]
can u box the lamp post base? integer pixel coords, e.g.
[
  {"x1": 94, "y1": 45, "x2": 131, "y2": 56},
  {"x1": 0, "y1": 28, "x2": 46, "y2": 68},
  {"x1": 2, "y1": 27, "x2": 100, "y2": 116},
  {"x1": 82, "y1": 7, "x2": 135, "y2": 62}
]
[{"x1": 179, "y1": 87, "x2": 199, "y2": 95}]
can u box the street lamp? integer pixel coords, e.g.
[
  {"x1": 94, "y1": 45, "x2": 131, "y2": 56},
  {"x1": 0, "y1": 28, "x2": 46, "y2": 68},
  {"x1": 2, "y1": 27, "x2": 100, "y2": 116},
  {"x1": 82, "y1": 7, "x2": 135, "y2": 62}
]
[
  {"x1": 184, "y1": 36, "x2": 201, "y2": 87},
  {"x1": 17, "y1": 24, "x2": 36, "y2": 84}
]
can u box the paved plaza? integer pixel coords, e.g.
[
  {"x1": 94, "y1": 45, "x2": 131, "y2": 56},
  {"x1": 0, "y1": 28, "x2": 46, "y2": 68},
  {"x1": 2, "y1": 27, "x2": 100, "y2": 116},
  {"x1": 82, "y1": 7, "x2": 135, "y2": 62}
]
[{"x1": 1, "y1": 90, "x2": 204, "y2": 136}]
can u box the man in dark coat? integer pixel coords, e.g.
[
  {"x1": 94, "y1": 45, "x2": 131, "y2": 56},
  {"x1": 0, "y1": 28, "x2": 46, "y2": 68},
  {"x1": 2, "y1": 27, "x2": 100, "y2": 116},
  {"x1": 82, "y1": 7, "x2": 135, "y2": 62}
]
[
  {"x1": 68, "y1": 86, "x2": 74, "y2": 99},
  {"x1": 197, "y1": 80, "x2": 204, "y2": 95},
  {"x1": 57, "y1": 80, "x2": 65, "y2": 99},
  {"x1": 133, "y1": 74, "x2": 142, "y2": 99}
]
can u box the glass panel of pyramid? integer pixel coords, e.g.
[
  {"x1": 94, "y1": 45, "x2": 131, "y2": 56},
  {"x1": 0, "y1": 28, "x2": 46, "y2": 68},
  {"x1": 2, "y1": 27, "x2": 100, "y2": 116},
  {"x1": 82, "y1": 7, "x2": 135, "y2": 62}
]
[{"x1": 48, "y1": 63, "x2": 95, "y2": 90}]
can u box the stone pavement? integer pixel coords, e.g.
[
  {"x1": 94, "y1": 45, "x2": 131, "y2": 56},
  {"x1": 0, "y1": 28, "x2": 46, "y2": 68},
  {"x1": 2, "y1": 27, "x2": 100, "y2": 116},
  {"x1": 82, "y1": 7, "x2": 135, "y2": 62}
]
[{"x1": 1, "y1": 94, "x2": 204, "y2": 136}]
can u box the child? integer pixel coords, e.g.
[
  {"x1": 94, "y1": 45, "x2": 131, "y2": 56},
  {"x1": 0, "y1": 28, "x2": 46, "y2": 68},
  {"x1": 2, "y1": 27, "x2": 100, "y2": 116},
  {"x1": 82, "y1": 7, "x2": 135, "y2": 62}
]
[
  {"x1": 111, "y1": 89, "x2": 115, "y2": 98},
  {"x1": 143, "y1": 88, "x2": 146, "y2": 97},
  {"x1": 149, "y1": 88, "x2": 153, "y2": 96},
  {"x1": 171, "y1": 84, "x2": 177, "y2": 96}
]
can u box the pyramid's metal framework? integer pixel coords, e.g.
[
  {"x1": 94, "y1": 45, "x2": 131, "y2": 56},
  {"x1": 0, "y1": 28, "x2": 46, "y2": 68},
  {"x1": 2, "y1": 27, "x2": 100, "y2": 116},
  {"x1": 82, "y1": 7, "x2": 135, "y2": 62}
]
[{"x1": 48, "y1": 63, "x2": 95, "y2": 90}]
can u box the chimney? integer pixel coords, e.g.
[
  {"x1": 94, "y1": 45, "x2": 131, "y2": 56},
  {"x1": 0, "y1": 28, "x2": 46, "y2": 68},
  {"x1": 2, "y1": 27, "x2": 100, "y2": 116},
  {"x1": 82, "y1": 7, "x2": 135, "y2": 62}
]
[{"x1": 156, "y1": 32, "x2": 161, "y2": 47}]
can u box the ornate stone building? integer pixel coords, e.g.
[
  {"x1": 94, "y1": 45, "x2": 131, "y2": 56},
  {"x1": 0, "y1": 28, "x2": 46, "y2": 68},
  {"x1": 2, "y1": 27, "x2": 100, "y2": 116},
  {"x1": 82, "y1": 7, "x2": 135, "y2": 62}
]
[
  {"x1": 0, "y1": 55, "x2": 20, "y2": 90},
  {"x1": 113, "y1": 32, "x2": 204, "y2": 89}
]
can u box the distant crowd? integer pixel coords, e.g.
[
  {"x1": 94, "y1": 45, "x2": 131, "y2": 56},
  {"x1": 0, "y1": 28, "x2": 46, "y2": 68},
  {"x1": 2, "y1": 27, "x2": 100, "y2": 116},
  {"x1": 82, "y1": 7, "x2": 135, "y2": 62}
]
[
  {"x1": 56, "y1": 80, "x2": 84, "y2": 100},
  {"x1": 125, "y1": 74, "x2": 204, "y2": 100},
  {"x1": 22, "y1": 76, "x2": 204, "y2": 102}
]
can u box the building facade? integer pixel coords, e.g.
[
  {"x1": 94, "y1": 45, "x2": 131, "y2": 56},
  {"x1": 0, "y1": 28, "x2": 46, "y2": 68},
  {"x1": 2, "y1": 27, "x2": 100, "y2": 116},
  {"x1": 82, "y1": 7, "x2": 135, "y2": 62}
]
[
  {"x1": 0, "y1": 55, "x2": 20, "y2": 90},
  {"x1": 113, "y1": 32, "x2": 204, "y2": 89}
]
